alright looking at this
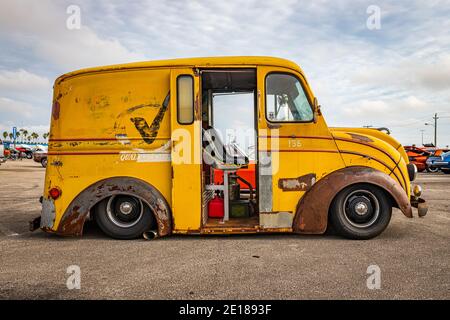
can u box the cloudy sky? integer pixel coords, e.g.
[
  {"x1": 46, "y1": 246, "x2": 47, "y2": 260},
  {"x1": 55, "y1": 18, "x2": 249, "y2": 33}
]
[{"x1": 1, "y1": 0, "x2": 450, "y2": 146}]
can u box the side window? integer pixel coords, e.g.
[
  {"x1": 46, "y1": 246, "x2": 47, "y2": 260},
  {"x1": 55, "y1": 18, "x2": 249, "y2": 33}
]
[
  {"x1": 177, "y1": 75, "x2": 194, "y2": 124},
  {"x1": 266, "y1": 73, "x2": 313, "y2": 122}
]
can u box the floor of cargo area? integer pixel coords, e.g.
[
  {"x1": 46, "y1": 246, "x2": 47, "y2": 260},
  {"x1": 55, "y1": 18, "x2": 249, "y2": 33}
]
[{"x1": 205, "y1": 215, "x2": 259, "y2": 228}]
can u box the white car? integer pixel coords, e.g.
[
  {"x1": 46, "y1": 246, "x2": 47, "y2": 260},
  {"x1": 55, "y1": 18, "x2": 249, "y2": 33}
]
[{"x1": 0, "y1": 139, "x2": 5, "y2": 164}]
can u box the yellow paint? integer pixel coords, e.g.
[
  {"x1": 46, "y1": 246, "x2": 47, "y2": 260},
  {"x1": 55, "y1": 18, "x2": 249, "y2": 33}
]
[
  {"x1": 169, "y1": 68, "x2": 202, "y2": 231},
  {"x1": 44, "y1": 56, "x2": 412, "y2": 234}
]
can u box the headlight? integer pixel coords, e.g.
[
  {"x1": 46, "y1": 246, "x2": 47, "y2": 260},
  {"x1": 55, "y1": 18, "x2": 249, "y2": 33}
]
[{"x1": 407, "y1": 163, "x2": 418, "y2": 181}]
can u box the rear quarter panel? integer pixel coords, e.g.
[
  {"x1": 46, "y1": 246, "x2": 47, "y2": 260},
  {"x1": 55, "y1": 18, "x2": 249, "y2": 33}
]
[{"x1": 46, "y1": 68, "x2": 172, "y2": 231}]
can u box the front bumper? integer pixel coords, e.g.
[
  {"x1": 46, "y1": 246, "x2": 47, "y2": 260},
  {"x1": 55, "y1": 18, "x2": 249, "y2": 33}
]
[
  {"x1": 410, "y1": 197, "x2": 428, "y2": 217},
  {"x1": 429, "y1": 161, "x2": 449, "y2": 168}
]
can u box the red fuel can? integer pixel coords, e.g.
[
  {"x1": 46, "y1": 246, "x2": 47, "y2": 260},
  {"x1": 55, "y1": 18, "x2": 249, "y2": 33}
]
[{"x1": 208, "y1": 197, "x2": 224, "y2": 218}]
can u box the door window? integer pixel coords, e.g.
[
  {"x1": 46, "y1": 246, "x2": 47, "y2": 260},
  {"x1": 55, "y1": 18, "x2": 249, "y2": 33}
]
[
  {"x1": 177, "y1": 75, "x2": 194, "y2": 124},
  {"x1": 265, "y1": 73, "x2": 313, "y2": 122}
]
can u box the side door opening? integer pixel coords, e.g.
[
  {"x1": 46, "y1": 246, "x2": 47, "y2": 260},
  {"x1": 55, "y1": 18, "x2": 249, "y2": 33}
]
[{"x1": 199, "y1": 69, "x2": 259, "y2": 229}]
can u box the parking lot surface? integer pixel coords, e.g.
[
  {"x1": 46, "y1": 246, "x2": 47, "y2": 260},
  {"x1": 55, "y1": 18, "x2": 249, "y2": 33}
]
[{"x1": 0, "y1": 160, "x2": 449, "y2": 299}]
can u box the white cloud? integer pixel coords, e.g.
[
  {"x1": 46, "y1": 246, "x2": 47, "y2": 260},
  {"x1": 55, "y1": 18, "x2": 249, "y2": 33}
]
[
  {"x1": 0, "y1": 0, "x2": 449, "y2": 147},
  {"x1": 0, "y1": 69, "x2": 51, "y2": 92},
  {"x1": 0, "y1": 0, "x2": 144, "y2": 70},
  {"x1": 351, "y1": 55, "x2": 450, "y2": 92},
  {"x1": 0, "y1": 97, "x2": 35, "y2": 118},
  {"x1": 342, "y1": 96, "x2": 429, "y2": 119}
]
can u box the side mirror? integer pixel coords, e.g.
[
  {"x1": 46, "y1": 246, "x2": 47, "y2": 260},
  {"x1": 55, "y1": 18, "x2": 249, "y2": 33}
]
[{"x1": 313, "y1": 97, "x2": 321, "y2": 123}]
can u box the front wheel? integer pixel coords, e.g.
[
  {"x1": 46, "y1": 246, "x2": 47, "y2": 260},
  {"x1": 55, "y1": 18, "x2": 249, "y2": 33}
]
[
  {"x1": 94, "y1": 195, "x2": 156, "y2": 239},
  {"x1": 426, "y1": 166, "x2": 439, "y2": 173},
  {"x1": 41, "y1": 158, "x2": 47, "y2": 167},
  {"x1": 329, "y1": 184, "x2": 392, "y2": 240}
]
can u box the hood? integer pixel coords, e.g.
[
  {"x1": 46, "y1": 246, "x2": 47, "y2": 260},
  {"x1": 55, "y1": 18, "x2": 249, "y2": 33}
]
[{"x1": 330, "y1": 127, "x2": 408, "y2": 164}]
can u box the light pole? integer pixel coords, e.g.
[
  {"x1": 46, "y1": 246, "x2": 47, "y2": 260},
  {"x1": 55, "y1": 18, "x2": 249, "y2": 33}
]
[
  {"x1": 420, "y1": 129, "x2": 425, "y2": 146},
  {"x1": 425, "y1": 113, "x2": 438, "y2": 147}
]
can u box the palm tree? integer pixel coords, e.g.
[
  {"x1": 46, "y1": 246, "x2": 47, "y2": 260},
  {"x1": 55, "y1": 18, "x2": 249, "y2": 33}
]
[
  {"x1": 31, "y1": 132, "x2": 39, "y2": 143},
  {"x1": 9, "y1": 133, "x2": 13, "y2": 140},
  {"x1": 21, "y1": 129, "x2": 28, "y2": 143},
  {"x1": 16, "y1": 131, "x2": 21, "y2": 142},
  {"x1": 2, "y1": 131, "x2": 7, "y2": 140},
  {"x1": 43, "y1": 132, "x2": 49, "y2": 140}
]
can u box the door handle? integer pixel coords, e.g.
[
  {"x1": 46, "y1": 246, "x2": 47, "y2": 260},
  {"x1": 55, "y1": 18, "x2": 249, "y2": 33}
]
[{"x1": 267, "y1": 123, "x2": 282, "y2": 129}]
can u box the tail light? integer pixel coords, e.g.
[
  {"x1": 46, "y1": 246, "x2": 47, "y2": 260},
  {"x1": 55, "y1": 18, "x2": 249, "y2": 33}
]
[{"x1": 49, "y1": 187, "x2": 62, "y2": 200}]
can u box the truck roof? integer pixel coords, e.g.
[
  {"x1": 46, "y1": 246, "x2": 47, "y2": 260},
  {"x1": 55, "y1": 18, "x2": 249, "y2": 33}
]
[{"x1": 56, "y1": 56, "x2": 304, "y2": 84}]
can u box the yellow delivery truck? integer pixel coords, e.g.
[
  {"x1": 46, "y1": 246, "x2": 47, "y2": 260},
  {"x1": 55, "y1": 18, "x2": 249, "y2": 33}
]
[{"x1": 31, "y1": 56, "x2": 427, "y2": 240}]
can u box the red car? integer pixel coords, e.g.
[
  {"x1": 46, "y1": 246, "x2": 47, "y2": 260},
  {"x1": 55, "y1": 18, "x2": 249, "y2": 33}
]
[{"x1": 404, "y1": 146, "x2": 431, "y2": 172}]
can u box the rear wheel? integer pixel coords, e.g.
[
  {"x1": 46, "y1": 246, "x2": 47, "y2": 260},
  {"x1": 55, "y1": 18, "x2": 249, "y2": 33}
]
[
  {"x1": 94, "y1": 195, "x2": 156, "y2": 239},
  {"x1": 41, "y1": 157, "x2": 47, "y2": 167},
  {"x1": 442, "y1": 169, "x2": 450, "y2": 174},
  {"x1": 329, "y1": 184, "x2": 392, "y2": 240},
  {"x1": 426, "y1": 166, "x2": 439, "y2": 173}
]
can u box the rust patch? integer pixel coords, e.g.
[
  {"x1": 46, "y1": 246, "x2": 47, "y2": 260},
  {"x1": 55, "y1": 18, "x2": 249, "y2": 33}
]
[
  {"x1": 50, "y1": 160, "x2": 63, "y2": 167},
  {"x1": 56, "y1": 177, "x2": 172, "y2": 237},
  {"x1": 194, "y1": 93, "x2": 200, "y2": 119},
  {"x1": 52, "y1": 101, "x2": 60, "y2": 120},
  {"x1": 59, "y1": 205, "x2": 85, "y2": 236},
  {"x1": 348, "y1": 133, "x2": 373, "y2": 143},
  {"x1": 278, "y1": 173, "x2": 316, "y2": 191}
]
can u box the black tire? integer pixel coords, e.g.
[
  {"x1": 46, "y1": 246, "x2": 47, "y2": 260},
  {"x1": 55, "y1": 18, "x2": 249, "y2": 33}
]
[
  {"x1": 26, "y1": 152, "x2": 33, "y2": 159},
  {"x1": 329, "y1": 184, "x2": 392, "y2": 240},
  {"x1": 442, "y1": 169, "x2": 450, "y2": 174},
  {"x1": 426, "y1": 166, "x2": 439, "y2": 173},
  {"x1": 94, "y1": 195, "x2": 156, "y2": 239},
  {"x1": 41, "y1": 157, "x2": 47, "y2": 167}
]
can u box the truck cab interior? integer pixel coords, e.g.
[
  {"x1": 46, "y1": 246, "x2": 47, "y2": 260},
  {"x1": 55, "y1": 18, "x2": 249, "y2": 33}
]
[{"x1": 200, "y1": 69, "x2": 259, "y2": 229}]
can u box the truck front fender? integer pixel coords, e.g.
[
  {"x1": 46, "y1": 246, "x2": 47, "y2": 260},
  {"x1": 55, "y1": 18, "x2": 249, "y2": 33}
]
[{"x1": 293, "y1": 166, "x2": 412, "y2": 234}]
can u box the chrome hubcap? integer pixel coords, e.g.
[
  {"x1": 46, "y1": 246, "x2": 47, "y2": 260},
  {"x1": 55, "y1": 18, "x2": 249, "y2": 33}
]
[
  {"x1": 106, "y1": 195, "x2": 144, "y2": 228},
  {"x1": 355, "y1": 202, "x2": 369, "y2": 215},
  {"x1": 342, "y1": 189, "x2": 380, "y2": 228},
  {"x1": 119, "y1": 202, "x2": 133, "y2": 215}
]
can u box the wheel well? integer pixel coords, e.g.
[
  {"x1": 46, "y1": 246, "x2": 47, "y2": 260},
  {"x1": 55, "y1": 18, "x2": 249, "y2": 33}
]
[
  {"x1": 327, "y1": 182, "x2": 396, "y2": 219},
  {"x1": 57, "y1": 176, "x2": 172, "y2": 237},
  {"x1": 294, "y1": 166, "x2": 412, "y2": 234}
]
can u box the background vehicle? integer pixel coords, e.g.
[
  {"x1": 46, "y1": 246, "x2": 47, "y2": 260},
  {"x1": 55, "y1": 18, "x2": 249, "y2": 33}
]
[
  {"x1": 33, "y1": 57, "x2": 427, "y2": 241},
  {"x1": 404, "y1": 146, "x2": 430, "y2": 172},
  {"x1": 7, "y1": 146, "x2": 26, "y2": 161},
  {"x1": 430, "y1": 151, "x2": 450, "y2": 174},
  {"x1": 15, "y1": 145, "x2": 33, "y2": 159},
  {"x1": 0, "y1": 139, "x2": 5, "y2": 165},
  {"x1": 33, "y1": 147, "x2": 48, "y2": 167},
  {"x1": 426, "y1": 149, "x2": 450, "y2": 173}
]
